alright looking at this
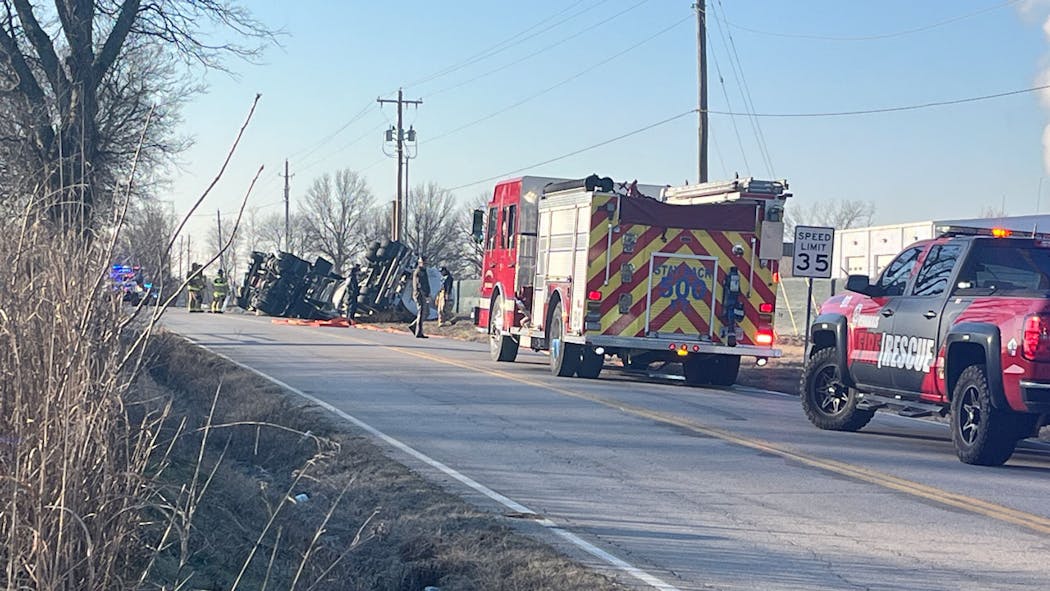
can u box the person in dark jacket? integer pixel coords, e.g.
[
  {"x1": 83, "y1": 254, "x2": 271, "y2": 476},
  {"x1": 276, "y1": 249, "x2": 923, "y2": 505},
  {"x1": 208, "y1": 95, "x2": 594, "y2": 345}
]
[
  {"x1": 407, "y1": 256, "x2": 430, "y2": 338},
  {"x1": 345, "y1": 263, "x2": 361, "y2": 323}
]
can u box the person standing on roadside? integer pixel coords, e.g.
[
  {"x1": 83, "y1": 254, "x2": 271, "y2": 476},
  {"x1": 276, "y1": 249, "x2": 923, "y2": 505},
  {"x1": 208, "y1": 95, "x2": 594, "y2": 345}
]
[
  {"x1": 436, "y1": 266, "x2": 456, "y2": 327},
  {"x1": 187, "y1": 263, "x2": 206, "y2": 313},
  {"x1": 408, "y1": 256, "x2": 430, "y2": 338},
  {"x1": 210, "y1": 269, "x2": 229, "y2": 313},
  {"x1": 345, "y1": 263, "x2": 361, "y2": 323}
]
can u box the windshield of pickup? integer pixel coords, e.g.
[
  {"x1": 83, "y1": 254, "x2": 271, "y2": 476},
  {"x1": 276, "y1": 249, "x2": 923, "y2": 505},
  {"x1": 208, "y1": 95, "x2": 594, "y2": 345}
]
[{"x1": 954, "y1": 239, "x2": 1050, "y2": 295}]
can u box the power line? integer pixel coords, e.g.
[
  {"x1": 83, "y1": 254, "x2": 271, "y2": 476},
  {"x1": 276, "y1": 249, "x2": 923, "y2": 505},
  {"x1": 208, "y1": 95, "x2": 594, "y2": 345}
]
[
  {"x1": 426, "y1": 13, "x2": 693, "y2": 145},
  {"x1": 403, "y1": 0, "x2": 609, "y2": 90},
  {"x1": 705, "y1": 83, "x2": 1050, "y2": 117},
  {"x1": 712, "y1": 0, "x2": 774, "y2": 177},
  {"x1": 707, "y1": 29, "x2": 751, "y2": 173},
  {"x1": 448, "y1": 109, "x2": 698, "y2": 192},
  {"x1": 425, "y1": 0, "x2": 651, "y2": 98},
  {"x1": 446, "y1": 82, "x2": 1049, "y2": 193},
  {"x1": 290, "y1": 102, "x2": 377, "y2": 162},
  {"x1": 726, "y1": 0, "x2": 1021, "y2": 42}
]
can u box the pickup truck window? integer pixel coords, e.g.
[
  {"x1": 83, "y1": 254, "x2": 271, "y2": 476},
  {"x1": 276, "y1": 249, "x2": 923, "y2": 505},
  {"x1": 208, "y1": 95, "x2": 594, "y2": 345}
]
[
  {"x1": 911, "y1": 244, "x2": 962, "y2": 297},
  {"x1": 878, "y1": 246, "x2": 923, "y2": 296},
  {"x1": 955, "y1": 241, "x2": 1050, "y2": 294}
]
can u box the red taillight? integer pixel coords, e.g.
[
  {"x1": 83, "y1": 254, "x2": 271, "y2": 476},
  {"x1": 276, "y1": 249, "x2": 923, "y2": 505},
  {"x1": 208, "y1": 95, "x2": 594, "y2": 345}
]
[
  {"x1": 759, "y1": 302, "x2": 774, "y2": 314},
  {"x1": 1023, "y1": 315, "x2": 1050, "y2": 361},
  {"x1": 587, "y1": 290, "x2": 602, "y2": 301},
  {"x1": 692, "y1": 345, "x2": 700, "y2": 352},
  {"x1": 668, "y1": 343, "x2": 677, "y2": 350},
  {"x1": 755, "y1": 329, "x2": 774, "y2": 346},
  {"x1": 772, "y1": 271, "x2": 780, "y2": 284}
]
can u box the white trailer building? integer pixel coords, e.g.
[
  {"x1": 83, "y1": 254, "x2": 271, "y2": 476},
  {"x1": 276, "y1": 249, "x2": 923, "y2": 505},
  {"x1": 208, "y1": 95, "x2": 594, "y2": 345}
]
[{"x1": 829, "y1": 214, "x2": 1050, "y2": 279}]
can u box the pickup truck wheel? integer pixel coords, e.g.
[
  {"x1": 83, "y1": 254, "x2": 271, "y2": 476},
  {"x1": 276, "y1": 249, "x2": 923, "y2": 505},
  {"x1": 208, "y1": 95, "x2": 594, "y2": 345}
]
[
  {"x1": 576, "y1": 349, "x2": 603, "y2": 379},
  {"x1": 549, "y1": 302, "x2": 581, "y2": 377},
  {"x1": 489, "y1": 296, "x2": 518, "y2": 362},
  {"x1": 800, "y1": 347, "x2": 874, "y2": 431},
  {"x1": 951, "y1": 365, "x2": 1018, "y2": 466}
]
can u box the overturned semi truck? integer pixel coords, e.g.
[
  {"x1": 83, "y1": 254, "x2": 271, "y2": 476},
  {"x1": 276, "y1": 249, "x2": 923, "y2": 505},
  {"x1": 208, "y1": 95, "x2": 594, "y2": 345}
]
[{"x1": 235, "y1": 239, "x2": 443, "y2": 321}]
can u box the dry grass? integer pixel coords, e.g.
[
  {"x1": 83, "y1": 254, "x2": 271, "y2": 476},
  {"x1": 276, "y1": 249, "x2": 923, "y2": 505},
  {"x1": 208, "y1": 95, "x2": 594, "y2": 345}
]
[
  {"x1": 0, "y1": 211, "x2": 630, "y2": 590},
  {"x1": 0, "y1": 214, "x2": 166, "y2": 589},
  {"x1": 147, "y1": 333, "x2": 632, "y2": 591}
]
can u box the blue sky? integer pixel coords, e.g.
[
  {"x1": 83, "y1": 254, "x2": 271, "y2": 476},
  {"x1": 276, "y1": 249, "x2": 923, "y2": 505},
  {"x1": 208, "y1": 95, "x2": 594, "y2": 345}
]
[{"x1": 171, "y1": 0, "x2": 1050, "y2": 243}]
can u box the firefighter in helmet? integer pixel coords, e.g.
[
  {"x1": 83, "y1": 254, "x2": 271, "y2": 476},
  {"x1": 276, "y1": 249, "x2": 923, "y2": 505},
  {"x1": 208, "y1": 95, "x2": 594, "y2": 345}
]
[
  {"x1": 211, "y1": 269, "x2": 229, "y2": 313},
  {"x1": 186, "y1": 263, "x2": 206, "y2": 313}
]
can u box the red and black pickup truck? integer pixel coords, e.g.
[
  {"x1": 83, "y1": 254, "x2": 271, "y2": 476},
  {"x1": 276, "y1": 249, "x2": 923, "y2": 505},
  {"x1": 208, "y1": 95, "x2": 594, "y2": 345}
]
[{"x1": 801, "y1": 231, "x2": 1050, "y2": 465}]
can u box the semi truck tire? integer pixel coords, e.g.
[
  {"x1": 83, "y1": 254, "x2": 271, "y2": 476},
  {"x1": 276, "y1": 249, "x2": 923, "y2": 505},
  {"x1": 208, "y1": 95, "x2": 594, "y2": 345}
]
[
  {"x1": 800, "y1": 347, "x2": 874, "y2": 431},
  {"x1": 489, "y1": 296, "x2": 519, "y2": 362},
  {"x1": 549, "y1": 301, "x2": 581, "y2": 377}
]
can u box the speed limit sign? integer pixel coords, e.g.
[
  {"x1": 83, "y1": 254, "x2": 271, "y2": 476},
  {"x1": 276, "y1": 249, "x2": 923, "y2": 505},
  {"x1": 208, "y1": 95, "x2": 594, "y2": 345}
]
[{"x1": 792, "y1": 225, "x2": 834, "y2": 279}]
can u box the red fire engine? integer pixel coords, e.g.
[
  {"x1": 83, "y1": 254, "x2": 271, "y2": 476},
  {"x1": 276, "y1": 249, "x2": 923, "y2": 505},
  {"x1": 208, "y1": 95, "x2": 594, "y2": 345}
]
[{"x1": 472, "y1": 174, "x2": 788, "y2": 386}]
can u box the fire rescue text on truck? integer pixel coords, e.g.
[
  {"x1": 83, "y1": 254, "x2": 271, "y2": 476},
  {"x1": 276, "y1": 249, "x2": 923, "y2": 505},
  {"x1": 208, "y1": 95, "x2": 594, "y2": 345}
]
[{"x1": 472, "y1": 175, "x2": 788, "y2": 386}]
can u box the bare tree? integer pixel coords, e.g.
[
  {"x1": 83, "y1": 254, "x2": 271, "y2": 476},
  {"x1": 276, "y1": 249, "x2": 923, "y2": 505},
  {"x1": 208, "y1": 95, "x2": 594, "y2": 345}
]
[
  {"x1": 114, "y1": 198, "x2": 176, "y2": 280},
  {"x1": 978, "y1": 205, "x2": 1008, "y2": 219},
  {"x1": 0, "y1": 0, "x2": 274, "y2": 225},
  {"x1": 206, "y1": 215, "x2": 244, "y2": 278},
  {"x1": 250, "y1": 210, "x2": 310, "y2": 256},
  {"x1": 787, "y1": 199, "x2": 875, "y2": 236},
  {"x1": 456, "y1": 192, "x2": 488, "y2": 279},
  {"x1": 299, "y1": 169, "x2": 374, "y2": 274},
  {"x1": 360, "y1": 203, "x2": 393, "y2": 250},
  {"x1": 404, "y1": 182, "x2": 461, "y2": 269}
]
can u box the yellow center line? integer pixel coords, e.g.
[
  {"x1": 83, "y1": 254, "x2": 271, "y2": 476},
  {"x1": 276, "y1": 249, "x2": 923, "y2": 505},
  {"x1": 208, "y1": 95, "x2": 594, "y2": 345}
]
[{"x1": 343, "y1": 334, "x2": 1050, "y2": 537}]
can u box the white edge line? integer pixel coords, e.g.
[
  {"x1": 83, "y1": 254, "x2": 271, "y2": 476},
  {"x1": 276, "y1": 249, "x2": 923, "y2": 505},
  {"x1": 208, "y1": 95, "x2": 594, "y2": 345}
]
[{"x1": 181, "y1": 336, "x2": 683, "y2": 591}]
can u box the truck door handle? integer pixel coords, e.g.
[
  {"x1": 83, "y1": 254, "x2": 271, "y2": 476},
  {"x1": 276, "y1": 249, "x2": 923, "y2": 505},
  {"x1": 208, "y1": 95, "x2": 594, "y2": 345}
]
[
  {"x1": 923, "y1": 310, "x2": 937, "y2": 319},
  {"x1": 880, "y1": 309, "x2": 894, "y2": 318}
]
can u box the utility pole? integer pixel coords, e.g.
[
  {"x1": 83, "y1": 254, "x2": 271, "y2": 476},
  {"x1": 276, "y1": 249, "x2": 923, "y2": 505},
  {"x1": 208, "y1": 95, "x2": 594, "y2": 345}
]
[
  {"x1": 378, "y1": 89, "x2": 422, "y2": 242},
  {"x1": 281, "y1": 159, "x2": 293, "y2": 252},
  {"x1": 216, "y1": 209, "x2": 225, "y2": 272},
  {"x1": 178, "y1": 235, "x2": 184, "y2": 279},
  {"x1": 694, "y1": 0, "x2": 708, "y2": 183}
]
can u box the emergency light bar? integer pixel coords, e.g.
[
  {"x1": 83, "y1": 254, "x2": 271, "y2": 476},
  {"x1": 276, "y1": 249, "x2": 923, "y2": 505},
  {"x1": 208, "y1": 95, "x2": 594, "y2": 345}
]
[
  {"x1": 935, "y1": 224, "x2": 1050, "y2": 239},
  {"x1": 662, "y1": 177, "x2": 789, "y2": 202}
]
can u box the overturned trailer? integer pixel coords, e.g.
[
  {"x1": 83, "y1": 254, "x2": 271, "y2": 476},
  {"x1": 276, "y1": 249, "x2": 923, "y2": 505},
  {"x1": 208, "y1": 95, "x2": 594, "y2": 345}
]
[{"x1": 236, "y1": 240, "x2": 443, "y2": 321}]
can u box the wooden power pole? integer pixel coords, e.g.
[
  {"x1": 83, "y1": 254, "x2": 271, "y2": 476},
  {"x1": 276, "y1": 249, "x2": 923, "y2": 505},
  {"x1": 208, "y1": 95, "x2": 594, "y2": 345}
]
[
  {"x1": 378, "y1": 89, "x2": 422, "y2": 242},
  {"x1": 281, "y1": 159, "x2": 293, "y2": 252},
  {"x1": 695, "y1": 0, "x2": 708, "y2": 183}
]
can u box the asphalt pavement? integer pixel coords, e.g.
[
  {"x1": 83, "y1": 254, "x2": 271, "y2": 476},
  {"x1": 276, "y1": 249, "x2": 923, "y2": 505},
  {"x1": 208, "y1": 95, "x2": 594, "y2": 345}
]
[{"x1": 163, "y1": 310, "x2": 1050, "y2": 591}]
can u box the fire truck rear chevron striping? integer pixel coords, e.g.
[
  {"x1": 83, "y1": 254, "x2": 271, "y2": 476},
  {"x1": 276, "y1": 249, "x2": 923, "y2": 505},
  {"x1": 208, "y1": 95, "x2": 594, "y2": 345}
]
[{"x1": 472, "y1": 174, "x2": 789, "y2": 385}]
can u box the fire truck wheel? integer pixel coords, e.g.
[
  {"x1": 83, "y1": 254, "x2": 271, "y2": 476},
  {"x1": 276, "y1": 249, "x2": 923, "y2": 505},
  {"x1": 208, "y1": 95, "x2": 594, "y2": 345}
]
[
  {"x1": 800, "y1": 347, "x2": 875, "y2": 432},
  {"x1": 682, "y1": 355, "x2": 712, "y2": 386},
  {"x1": 489, "y1": 297, "x2": 518, "y2": 362},
  {"x1": 709, "y1": 356, "x2": 740, "y2": 386},
  {"x1": 576, "y1": 349, "x2": 603, "y2": 379},
  {"x1": 950, "y1": 364, "x2": 1018, "y2": 466},
  {"x1": 549, "y1": 303, "x2": 581, "y2": 377}
]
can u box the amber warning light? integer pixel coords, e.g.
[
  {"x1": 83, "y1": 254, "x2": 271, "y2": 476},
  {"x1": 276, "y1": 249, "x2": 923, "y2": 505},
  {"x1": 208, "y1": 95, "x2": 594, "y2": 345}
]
[{"x1": 992, "y1": 227, "x2": 1012, "y2": 238}]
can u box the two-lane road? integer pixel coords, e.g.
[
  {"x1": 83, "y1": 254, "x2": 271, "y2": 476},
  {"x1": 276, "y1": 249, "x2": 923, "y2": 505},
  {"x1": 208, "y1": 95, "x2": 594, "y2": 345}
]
[{"x1": 164, "y1": 310, "x2": 1050, "y2": 591}]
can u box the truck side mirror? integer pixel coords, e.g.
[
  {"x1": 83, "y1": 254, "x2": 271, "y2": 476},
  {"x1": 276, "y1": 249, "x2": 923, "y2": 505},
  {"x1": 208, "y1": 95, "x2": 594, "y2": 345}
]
[
  {"x1": 471, "y1": 209, "x2": 485, "y2": 244},
  {"x1": 845, "y1": 274, "x2": 880, "y2": 297}
]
